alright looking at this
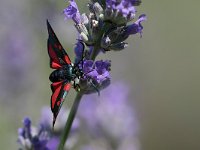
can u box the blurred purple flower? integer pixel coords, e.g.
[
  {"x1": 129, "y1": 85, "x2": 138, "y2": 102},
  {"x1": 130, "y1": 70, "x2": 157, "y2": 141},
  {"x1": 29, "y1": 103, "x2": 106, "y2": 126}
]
[
  {"x1": 18, "y1": 118, "x2": 49, "y2": 150},
  {"x1": 0, "y1": 29, "x2": 34, "y2": 102},
  {"x1": 78, "y1": 82, "x2": 139, "y2": 148},
  {"x1": 39, "y1": 107, "x2": 80, "y2": 134},
  {"x1": 80, "y1": 139, "x2": 112, "y2": 150},
  {"x1": 46, "y1": 137, "x2": 59, "y2": 150},
  {"x1": 39, "y1": 107, "x2": 80, "y2": 149},
  {"x1": 63, "y1": 0, "x2": 81, "y2": 24},
  {"x1": 117, "y1": 138, "x2": 140, "y2": 150},
  {"x1": 18, "y1": 107, "x2": 80, "y2": 150}
]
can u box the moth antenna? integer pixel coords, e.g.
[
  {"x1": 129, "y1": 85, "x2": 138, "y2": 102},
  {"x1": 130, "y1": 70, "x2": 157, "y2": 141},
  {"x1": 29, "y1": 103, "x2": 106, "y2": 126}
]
[{"x1": 81, "y1": 44, "x2": 84, "y2": 70}]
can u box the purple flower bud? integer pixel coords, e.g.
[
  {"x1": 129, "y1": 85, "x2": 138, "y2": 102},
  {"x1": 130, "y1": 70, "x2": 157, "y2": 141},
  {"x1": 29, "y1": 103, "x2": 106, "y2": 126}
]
[
  {"x1": 64, "y1": 0, "x2": 81, "y2": 24},
  {"x1": 109, "y1": 42, "x2": 128, "y2": 51},
  {"x1": 125, "y1": 14, "x2": 147, "y2": 37},
  {"x1": 81, "y1": 13, "x2": 89, "y2": 25},
  {"x1": 106, "y1": 0, "x2": 136, "y2": 19},
  {"x1": 83, "y1": 60, "x2": 94, "y2": 73},
  {"x1": 32, "y1": 137, "x2": 48, "y2": 150},
  {"x1": 130, "y1": 0, "x2": 142, "y2": 6},
  {"x1": 101, "y1": 36, "x2": 111, "y2": 49},
  {"x1": 93, "y1": 2, "x2": 103, "y2": 15},
  {"x1": 74, "y1": 41, "x2": 84, "y2": 64},
  {"x1": 23, "y1": 117, "x2": 32, "y2": 139},
  {"x1": 23, "y1": 118, "x2": 31, "y2": 128}
]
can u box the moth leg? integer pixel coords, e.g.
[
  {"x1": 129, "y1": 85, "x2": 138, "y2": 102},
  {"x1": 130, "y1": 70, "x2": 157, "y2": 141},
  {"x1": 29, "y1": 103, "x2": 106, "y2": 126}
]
[
  {"x1": 74, "y1": 83, "x2": 81, "y2": 92},
  {"x1": 73, "y1": 80, "x2": 76, "y2": 88},
  {"x1": 89, "y1": 79, "x2": 100, "y2": 96}
]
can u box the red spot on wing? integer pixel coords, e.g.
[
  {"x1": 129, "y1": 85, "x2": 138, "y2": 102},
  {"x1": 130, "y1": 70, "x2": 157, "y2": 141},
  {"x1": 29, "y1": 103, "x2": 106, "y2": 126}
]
[
  {"x1": 51, "y1": 61, "x2": 61, "y2": 69},
  {"x1": 51, "y1": 81, "x2": 62, "y2": 91},
  {"x1": 47, "y1": 21, "x2": 71, "y2": 66},
  {"x1": 57, "y1": 98, "x2": 64, "y2": 106},
  {"x1": 49, "y1": 39, "x2": 71, "y2": 66},
  {"x1": 48, "y1": 45, "x2": 62, "y2": 69},
  {"x1": 48, "y1": 45, "x2": 57, "y2": 60},
  {"x1": 57, "y1": 100, "x2": 61, "y2": 106},
  {"x1": 64, "y1": 83, "x2": 71, "y2": 91},
  {"x1": 64, "y1": 55, "x2": 71, "y2": 64},
  {"x1": 51, "y1": 82, "x2": 62, "y2": 109},
  {"x1": 50, "y1": 82, "x2": 71, "y2": 110}
]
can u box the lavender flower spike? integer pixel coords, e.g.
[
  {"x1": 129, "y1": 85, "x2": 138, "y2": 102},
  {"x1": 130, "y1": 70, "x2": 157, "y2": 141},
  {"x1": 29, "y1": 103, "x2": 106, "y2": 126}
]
[
  {"x1": 63, "y1": 0, "x2": 81, "y2": 24},
  {"x1": 55, "y1": 0, "x2": 146, "y2": 149},
  {"x1": 18, "y1": 117, "x2": 49, "y2": 150}
]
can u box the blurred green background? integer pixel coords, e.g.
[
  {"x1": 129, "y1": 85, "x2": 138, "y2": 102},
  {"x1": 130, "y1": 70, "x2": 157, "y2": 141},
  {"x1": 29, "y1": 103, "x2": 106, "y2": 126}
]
[{"x1": 0, "y1": 0, "x2": 200, "y2": 149}]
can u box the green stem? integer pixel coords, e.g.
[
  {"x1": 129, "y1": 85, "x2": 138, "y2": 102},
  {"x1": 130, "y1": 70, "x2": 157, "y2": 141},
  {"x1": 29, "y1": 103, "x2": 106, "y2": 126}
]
[
  {"x1": 90, "y1": 44, "x2": 100, "y2": 60},
  {"x1": 57, "y1": 92, "x2": 83, "y2": 150},
  {"x1": 90, "y1": 22, "x2": 112, "y2": 60}
]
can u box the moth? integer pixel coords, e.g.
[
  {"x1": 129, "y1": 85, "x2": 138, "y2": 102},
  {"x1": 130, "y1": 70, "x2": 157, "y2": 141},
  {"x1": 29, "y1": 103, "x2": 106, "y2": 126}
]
[{"x1": 47, "y1": 20, "x2": 84, "y2": 127}]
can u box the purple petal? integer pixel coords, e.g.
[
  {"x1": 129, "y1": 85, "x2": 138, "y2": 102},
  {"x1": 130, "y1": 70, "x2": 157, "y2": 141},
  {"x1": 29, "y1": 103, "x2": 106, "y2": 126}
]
[
  {"x1": 96, "y1": 71, "x2": 110, "y2": 83},
  {"x1": 74, "y1": 41, "x2": 84, "y2": 64},
  {"x1": 23, "y1": 117, "x2": 31, "y2": 128},
  {"x1": 125, "y1": 14, "x2": 146, "y2": 36},
  {"x1": 46, "y1": 137, "x2": 59, "y2": 150},
  {"x1": 83, "y1": 60, "x2": 94, "y2": 73},
  {"x1": 79, "y1": 82, "x2": 139, "y2": 141},
  {"x1": 63, "y1": 0, "x2": 81, "y2": 24},
  {"x1": 32, "y1": 137, "x2": 48, "y2": 150}
]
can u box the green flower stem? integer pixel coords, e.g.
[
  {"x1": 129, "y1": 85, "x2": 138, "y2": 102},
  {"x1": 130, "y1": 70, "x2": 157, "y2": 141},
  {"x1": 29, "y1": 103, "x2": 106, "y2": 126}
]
[
  {"x1": 90, "y1": 44, "x2": 100, "y2": 60},
  {"x1": 90, "y1": 22, "x2": 112, "y2": 60},
  {"x1": 58, "y1": 92, "x2": 83, "y2": 150}
]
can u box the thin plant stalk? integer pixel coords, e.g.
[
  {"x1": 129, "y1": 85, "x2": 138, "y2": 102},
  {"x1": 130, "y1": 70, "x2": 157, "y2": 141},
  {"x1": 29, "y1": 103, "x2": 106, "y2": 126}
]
[{"x1": 57, "y1": 92, "x2": 83, "y2": 150}]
